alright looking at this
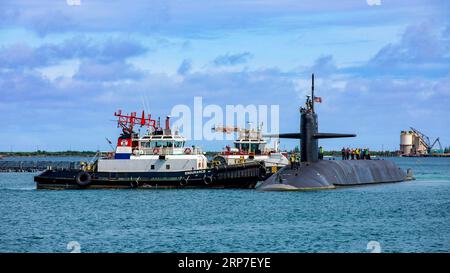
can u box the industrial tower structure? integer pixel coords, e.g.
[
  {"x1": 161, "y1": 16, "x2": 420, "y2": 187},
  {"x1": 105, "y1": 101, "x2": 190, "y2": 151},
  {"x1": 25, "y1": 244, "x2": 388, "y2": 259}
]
[{"x1": 400, "y1": 127, "x2": 443, "y2": 156}]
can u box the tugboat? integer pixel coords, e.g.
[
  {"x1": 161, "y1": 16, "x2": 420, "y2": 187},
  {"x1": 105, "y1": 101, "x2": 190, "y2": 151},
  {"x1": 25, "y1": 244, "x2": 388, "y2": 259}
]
[
  {"x1": 211, "y1": 124, "x2": 289, "y2": 177},
  {"x1": 34, "y1": 110, "x2": 266, "y2": 189}
]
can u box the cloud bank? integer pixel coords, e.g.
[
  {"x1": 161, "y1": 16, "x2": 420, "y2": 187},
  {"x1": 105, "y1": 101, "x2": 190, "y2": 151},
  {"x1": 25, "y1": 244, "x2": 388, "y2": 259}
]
[{"x1": 0, "y1": 1, "x2": 449, "y2": 151}]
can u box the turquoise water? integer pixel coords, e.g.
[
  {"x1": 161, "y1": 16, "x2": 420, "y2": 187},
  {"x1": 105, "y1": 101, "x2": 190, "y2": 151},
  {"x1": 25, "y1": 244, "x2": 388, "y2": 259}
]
[{"x1": 0, "y1": 157, "x2": 449, "y2": 253}]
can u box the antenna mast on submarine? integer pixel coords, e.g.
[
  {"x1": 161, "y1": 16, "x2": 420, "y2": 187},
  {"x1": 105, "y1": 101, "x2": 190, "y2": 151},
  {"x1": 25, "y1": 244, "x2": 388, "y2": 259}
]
[
  {"x1": 311, "y1": 73, "x2": 315, "y2": 113},
  {"x1": 263, "y1": 73, "x2": 356, "y2": 162}
]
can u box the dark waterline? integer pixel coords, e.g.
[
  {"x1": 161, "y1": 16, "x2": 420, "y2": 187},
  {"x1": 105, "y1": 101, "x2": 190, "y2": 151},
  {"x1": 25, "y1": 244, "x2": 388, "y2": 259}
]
[{"x1": 1, "y1": 157, "x2": 449, "y2": 252}]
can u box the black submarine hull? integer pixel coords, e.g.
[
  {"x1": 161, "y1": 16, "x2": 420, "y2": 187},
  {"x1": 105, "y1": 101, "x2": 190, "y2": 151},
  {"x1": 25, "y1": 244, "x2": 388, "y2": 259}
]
[{"x1": 257, "y1": 159, "x2": 408, "y2": 191}]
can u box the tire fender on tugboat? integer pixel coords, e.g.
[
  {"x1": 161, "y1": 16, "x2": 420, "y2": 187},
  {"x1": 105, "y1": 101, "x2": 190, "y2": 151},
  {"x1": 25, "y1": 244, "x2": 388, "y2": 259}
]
[
  {"x1": 258, "y1": 163, "x2": 267, "y2": 180},
  {"x1": 203, "y1": 175, "x2": 213, "y2": 185},
  {"x1": 180, "y1": 177, "x2": 188, "y2": 186},
  {"x1": 130, "y1": 180, "x2": 139, "y2": 188},
  {"x1": 75, "y1": 171, "x2": 92, "y2": 186}
]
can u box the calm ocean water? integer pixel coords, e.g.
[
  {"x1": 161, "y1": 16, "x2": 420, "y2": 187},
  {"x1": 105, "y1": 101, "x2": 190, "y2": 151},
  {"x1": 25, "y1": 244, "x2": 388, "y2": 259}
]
[{"x1": 0, "y1": 157, "x2": 449, "y2": 253}]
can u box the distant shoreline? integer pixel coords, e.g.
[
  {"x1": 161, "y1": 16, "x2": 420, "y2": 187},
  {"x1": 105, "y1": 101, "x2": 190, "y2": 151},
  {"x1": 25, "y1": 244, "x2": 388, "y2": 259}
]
[
  {"x1": 1, "y1": 151, "x2": 448, "y2": 159},
  {"x1": 0, "y1": 151, "x2": 221, "y2": 158},
  {"x1": 0, "y1": 151, "x2": 99, "y2": 157},
  {"x1": 0, "y1": 150, "x2": 399, "y2": 158}
]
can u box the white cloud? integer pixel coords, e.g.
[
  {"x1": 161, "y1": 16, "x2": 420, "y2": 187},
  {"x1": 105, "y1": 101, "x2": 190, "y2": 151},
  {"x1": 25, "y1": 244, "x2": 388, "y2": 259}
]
[{"x1": 66, "y1": 0, "x2": 81, "y2": 6}]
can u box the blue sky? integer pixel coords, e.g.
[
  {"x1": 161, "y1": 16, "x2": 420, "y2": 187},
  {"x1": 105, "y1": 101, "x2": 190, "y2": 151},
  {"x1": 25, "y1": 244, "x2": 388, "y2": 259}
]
[{"x1": 0, "y1": 0, "x2": 449, "y2": 152}]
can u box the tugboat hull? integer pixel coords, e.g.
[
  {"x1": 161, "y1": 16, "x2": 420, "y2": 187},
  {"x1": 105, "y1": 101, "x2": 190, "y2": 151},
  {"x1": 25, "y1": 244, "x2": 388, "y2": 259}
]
[{"x1": 34, "y1": 162, "x2": 266, "y2": 190}]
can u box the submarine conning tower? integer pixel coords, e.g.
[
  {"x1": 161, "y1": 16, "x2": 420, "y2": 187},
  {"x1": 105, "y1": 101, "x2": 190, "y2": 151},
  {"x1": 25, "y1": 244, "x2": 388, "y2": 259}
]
[
  {"x1": 257, "y1": 74, "x2": 409, "y2": 191},
  {"x1": 274, "y1": 73, "x2": 356, "y2": 162}
]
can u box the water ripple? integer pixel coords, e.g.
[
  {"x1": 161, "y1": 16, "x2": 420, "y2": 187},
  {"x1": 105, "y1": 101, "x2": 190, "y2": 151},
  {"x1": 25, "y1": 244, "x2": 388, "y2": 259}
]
[{"x1": 0, "y1": 157, "x2": 449, "y2": 252}]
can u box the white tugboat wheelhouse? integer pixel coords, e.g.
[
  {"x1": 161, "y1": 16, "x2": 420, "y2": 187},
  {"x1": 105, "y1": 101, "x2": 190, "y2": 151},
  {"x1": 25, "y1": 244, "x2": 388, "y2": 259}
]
[
  {"x1": 211, "y1": 123, "x2": 289, "y2": 172},
  {"x1": 97, "y1": 111, "x2": 208, "y2": 173}
]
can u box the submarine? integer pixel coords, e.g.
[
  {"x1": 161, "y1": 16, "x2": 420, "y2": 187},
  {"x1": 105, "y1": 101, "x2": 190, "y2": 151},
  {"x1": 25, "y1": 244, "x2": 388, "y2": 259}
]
[{"x1": 257, "y1": 74, "x2": 411, "y2": 191}]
